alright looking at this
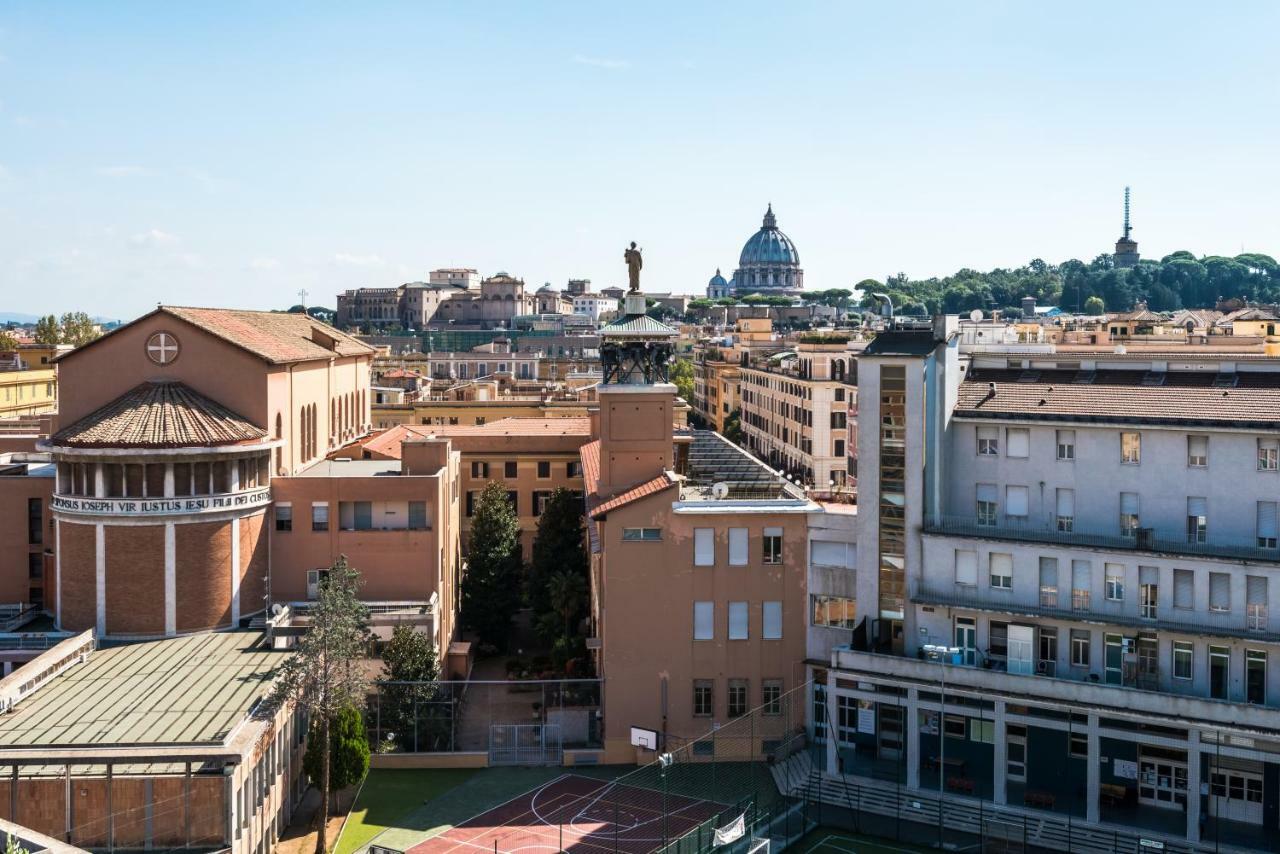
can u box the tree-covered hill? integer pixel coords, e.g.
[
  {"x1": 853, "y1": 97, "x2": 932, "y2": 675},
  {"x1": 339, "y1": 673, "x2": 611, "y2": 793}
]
[{"x1": 855, "y1": 251, "x2": 1280, "y2": 316}]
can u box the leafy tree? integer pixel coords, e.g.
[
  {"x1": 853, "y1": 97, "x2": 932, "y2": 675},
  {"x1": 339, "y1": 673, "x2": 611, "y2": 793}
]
[
  {"x1": 1084, "y1": 296, "x2": 1105, "y2": 315},
  {"x1": 714, "y1": 297, "x2": 738, "y2": 306},
  {"x1": 528, "y1": 488, "x2": 587, "y2": 616},
  {"x1": 303, "y1": 703, "x2": 370, "y2": 810},
  {"x1": 59, "y1": 312, "x2": 99, "y2": 347},
  {"x1": 688, "y1": 298, "x2": 713, "y2": 309},
  {"x1": 269, "y1": 556, "x2": 369, "y2": 854},
  {"x1": 669, "y1": 356, "x2": 695, "y2": 404},
  {"x1": 34, "y1": 315, "x2": 60, "y2": 345},
  {"x1": 0, "y1": 331, "x2": 17, "y2": 351},
  {"x1": 378, "y1": 625, "x2": 449, "y2": 752},
  {"x1": 461, "y1": 482, "x2": 522, "y2": 646}
]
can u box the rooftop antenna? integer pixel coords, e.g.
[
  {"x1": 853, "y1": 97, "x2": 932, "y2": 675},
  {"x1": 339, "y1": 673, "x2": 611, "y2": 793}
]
[
  {"x1": 1123, "y1": 186, "x2": 1132, "y2": 240},
  {"x1": 298, "y1": 288, "x2": 309, "y2": 311}
]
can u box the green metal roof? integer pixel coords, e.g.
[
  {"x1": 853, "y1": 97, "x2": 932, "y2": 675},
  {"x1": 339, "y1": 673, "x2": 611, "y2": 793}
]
[
  {"x1": 599, "y1": 313, "x2": 678, "y2": 337},
  {"x1": 0, "y1": 631, "x2": 281, "y2": 748}
]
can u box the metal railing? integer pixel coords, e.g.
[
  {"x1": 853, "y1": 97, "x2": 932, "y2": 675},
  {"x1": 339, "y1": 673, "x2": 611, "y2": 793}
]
[
  {"x1": 925, "y1": 514, "x2": 1280, "y2": 564},
  {"x1": 913, "y1": 580, "x2": 1280, "y2": 643}
]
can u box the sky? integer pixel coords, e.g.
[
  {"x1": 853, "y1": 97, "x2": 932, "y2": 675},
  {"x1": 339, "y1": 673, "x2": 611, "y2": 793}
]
[{"x1": 1, "y1": 2, "x2": 1278, "y2": 319}]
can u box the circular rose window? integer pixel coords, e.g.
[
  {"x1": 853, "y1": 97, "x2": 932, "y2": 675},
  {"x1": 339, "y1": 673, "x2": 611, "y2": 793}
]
[{"x1": 146, "y1": 331, "x2": 181, "y2": 365}]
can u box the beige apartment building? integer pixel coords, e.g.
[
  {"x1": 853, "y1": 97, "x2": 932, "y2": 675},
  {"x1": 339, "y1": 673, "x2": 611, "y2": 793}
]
[{"x1": 739, "y1": 338, "x2": 856, "y2": 487}]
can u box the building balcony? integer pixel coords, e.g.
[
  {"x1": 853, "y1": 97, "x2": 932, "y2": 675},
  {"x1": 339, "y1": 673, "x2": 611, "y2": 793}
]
[
  {"x1": 924, "y1": 514, "x2": 1280, "y2": 565},
  {"x1": 911, "y1": 580, "x2": 1280, "y2": 643}
]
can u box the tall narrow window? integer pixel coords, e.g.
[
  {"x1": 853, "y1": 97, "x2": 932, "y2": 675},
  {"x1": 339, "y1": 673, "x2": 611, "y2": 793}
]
[
  {"x1": 1120, "y1": 492, "x2": 1140, "y2": 536},
  {"x1": 1005, "y1": 485, "x2": 1029, "y2": 522},
  {"x1": 1173, "y1": 569, "x2": 1194, "y2": 610},
  {"x1": 1039, "y1": 557, "x2": 1058, "y2": 607},
  {"x1": 1121, "y1": 431, "x2": 1141, "y2": 464},
  {"x1": 1056, "y1": 488, "x2": 1074, "y2": 532},
  {"x1": 878, "y1": 366, "x2": 907, "y2": 629},
  {"x1": 693, "y1": 681, "x2": 714, "y2": 716},
  {"x1": 1258, "y1": 502, "x2": 1278, "y2": 549},
  {"x1": 1071, "y1": 560, "x2": 1091, "y2": 611},
  {"x1": 1105, "y1": 563, "x2": 1125, "y2": 601},
  {"x1": 1187, "y1": 497, "x2": 1208, "y2": 544},
  {"x1": 1247, "y1": 650, "x2": 1267, "y2": 705},
  {"x1": 1187, "y1": 435, "x2": 1208, "y2": 468},
  {"x1": 728, "y1": 602, "x2": 749, "y2": 640},
  {"x1": 977, "y1": 426, "x2": 998, "y2": 456},
  {"x1": 1006, "y1": 428, "x2": 1030, "y2": 458},
  {"x1": 762, "y1": 602, "x2": 783, "y2": 639},
  {"x1": 1056, "y1": 429, "x2": 1075, "y2": 461},
  {"x1": 728, "y1": 528, "x2": 748, "y2": 566},
  {"x1": 989, "y1": 553, "x2": 1013, "y2": 589},
  {"x1": 694, "y1": 528, "x2": 715, "y2": 567},
  {"x1": 1209, "y1": 572, "x2": 1230, "y2": 612},
  {"x1": 955, "y1": 549, "x2": 978, "y2": 586},
  {"x1": 311, "y1": 503, "x2": 329, "y2": 532},
  {"x1": 976, "y1": 483, "x2": 998, "y2": 526},
  {"x1": 762, "y1": 528, "x2": 783, "y2": 564},
  {"x1": 1172, "y1": 641, "x2": 1193, "y2": 680},
  {"x1": 1139, "y1": 566, "x2": 1158, "y2": 619},
  {"x1": 693, "y1": 602, "x2": 714, "y2": 640},
  {"x1": 1259, "y1": 438, "x2": 1279, "y2": 471},
  {"x1": 1248, "y1": 575, "x2": 1268, "y2": 631}
]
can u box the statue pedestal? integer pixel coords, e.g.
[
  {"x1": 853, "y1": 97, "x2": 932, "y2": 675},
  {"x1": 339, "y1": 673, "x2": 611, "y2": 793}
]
[{"x1": 624, "y1": 293, "x2": 647, "y2": 316}]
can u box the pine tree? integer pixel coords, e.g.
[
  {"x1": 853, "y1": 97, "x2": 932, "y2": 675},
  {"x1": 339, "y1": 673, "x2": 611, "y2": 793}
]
[
  {"x1": 528, "y1": 488, "x2": 587, "y2": 616},
  {"x1": 460, "y1": 481, "x2": 522, "y2": 647},
  {"x1": 269, "y1": 555, "x2": 369, "y2": 854}
]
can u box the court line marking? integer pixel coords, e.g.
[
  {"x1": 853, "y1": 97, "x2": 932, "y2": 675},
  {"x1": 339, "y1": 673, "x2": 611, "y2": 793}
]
[
  {"x1": 420, "y1": 779, "x2": 576, "y2": 854},
  {"x1": 812, "y1": 833, "x2": 926, "y2": 854}
]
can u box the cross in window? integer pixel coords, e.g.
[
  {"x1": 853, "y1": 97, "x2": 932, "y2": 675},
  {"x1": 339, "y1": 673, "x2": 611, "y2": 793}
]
[{"x1": 147, "y1": 332, "x2": 179, "y2": 364}]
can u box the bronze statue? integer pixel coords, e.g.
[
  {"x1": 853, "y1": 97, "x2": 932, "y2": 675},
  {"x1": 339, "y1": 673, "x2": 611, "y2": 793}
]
[{"x1": 624, "y1": 241, "x2": 642, "y2": 293}]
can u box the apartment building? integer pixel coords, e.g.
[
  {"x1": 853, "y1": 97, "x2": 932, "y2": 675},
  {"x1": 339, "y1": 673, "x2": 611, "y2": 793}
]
[
  {"x1": 805, "y1": 318, "x2": 1280, "y2": 851},
  {"x1": 739, "y1": 338, "x2": 855, "y2": 487},
  {"x1": 0, "y1": 367, "x2": 56, "y2": 418},
  {"x1": 691, "y1": 345, "x2": 740, "y2": 433}
]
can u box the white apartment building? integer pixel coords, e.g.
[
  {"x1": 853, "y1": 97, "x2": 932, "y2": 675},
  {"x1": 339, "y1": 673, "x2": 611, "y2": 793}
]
[
  {"x1": 739, "y1": 340, "x2": 855, "y2": 488},
  {"x1": 572, "y1": 295, "x2": 619, "y2": 323},
  {"x1": 796, "y1": 320, "x2": 1280, "y2": 853}
]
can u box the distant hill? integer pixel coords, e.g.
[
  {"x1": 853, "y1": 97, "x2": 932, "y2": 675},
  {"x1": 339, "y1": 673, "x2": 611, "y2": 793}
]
[{"x1": 0, "y1": 313, "x2": 40, "y2": 324}]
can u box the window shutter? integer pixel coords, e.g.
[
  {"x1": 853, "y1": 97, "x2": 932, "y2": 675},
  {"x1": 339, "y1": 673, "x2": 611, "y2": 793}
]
[
  {"x1": 1057, "y1": 429, "x2": 1075, "y2": 449},
  {"x1": 1121, "y1": 492, "x2": 1140, "y2": 515},
  {"x1": 955, "y1": 550, "x2": 978, "y2": 585},
  {"x1": 1188, "y1": 435, "x2": 1208, "y2": 460},
  {"x1": 694, "y1": 528, "x2": 715, "y2": 566},
  {"x1": 1006, "y1": 486, "x2": 1029, "y2": 516},
  {"x1": 1056, "y1": 489, "x2": 1074, "y2": 518},
  {"x1": 764, "y1": 526, "x2": 783, "y2": 538},
  {"x1": 977, "y1": 483, "x2": 997, "y2": 504},
  {"x1": 1258, "y1": 502, "x2": 1278, "y2": 539},
  {"x1": 990, "y1": 553, "x2": 1013, "y2": 578},
  {"x1": 1188, "y1": 497, "x2": 1208, "y2": 518},
  {"x1": 978, "y1": 426, "x2": 997, "y2": 445},
  {"x1": 1039, "y1": 557, "x2": 1058, "y2": 587},
  {"x1": 1210, "y1": 573, "x2": 1230, "y2": 611},
  {"x1": 762, "y1": 601, "x2": 783, "y2": 639},
  {"x1": 1248, "y1": 575, "x2": 1267, "y2": 606},
  {"x1": 1174, "y1": 569, "x2": 1194, "y2": 608},
  {"x1": 693, "y1": 602, "x2": 714, "y2": 639},
  {"x1": 1072, "y1": 560, "x2": 1090, "y2": 591},
  {"x1": 812, "y1": 541, "x2": 851, "y2": 567},
  {"x1": 1105, "y1": 563, "x2": 1123, "y2": 584},
  {"x1": 1139, "y1": 565, "x2": 1158, "y2": 586},
  {"x1": 729, "y1": 528, "x2": 748, "y2": 566},
  {"x1": 1007, "y1": 429, "x2": 1030, "y2": 457}
]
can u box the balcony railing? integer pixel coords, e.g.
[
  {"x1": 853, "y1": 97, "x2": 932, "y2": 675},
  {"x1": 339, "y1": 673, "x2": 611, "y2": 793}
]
[
  {"x1": 924, "y1": 514, "x2": 1280, "y2": 564},
  {"x1": 912, "y1": 581, "x2": 1280, "y2": 643}
]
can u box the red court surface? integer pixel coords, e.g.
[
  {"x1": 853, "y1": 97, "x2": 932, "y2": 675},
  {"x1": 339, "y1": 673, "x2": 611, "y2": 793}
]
[{"x1": 408, "y1": 773, "x2": 729, "y2": 854}]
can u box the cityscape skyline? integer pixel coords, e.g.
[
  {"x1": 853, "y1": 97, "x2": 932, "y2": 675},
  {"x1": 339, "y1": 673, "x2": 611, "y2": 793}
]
[{"x1": 2, "y1": 2, "x2": 1278, "y2": 317}]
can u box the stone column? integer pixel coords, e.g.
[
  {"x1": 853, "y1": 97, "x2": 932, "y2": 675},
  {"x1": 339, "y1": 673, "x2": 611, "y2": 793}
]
[
  {"x1": 992, "y1": 700, "x2": 1007, "y2": 805},
  {"x1": 164, "y1": 462, "x2": 175, "y2": 498},
  {"x1": 1086, "y1": 713, "x2": 1101, "y2": 824},
  {"x1": 1186, "y1": 729, "x2": 1202, "y2": 843},
  {"x1": 906, "y1": 687, "x2": 921, "y2": 790},
  {"x1": 94, "y1": 463, "x2": 105, "y2": 498}
]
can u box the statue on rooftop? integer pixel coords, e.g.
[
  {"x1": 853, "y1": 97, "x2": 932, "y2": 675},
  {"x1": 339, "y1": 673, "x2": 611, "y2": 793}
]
[{"x1": 624, "y1": 242, "x2": 642, "y2": 293}]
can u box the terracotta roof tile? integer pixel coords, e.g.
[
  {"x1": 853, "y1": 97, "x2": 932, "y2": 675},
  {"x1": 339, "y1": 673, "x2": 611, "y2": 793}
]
[
  {"x1": 51, "y1": 381, "x2": 267, "y2": 448},
  {"x1": 957, "y1": 368, "x2": 1280, "y2": 427},
  {"x1": 357, "y1": 418, "x2": 594, "y2": 460},
  {"x1": 579, "y1": 440, "x2": 601, "y2": 497},
  {"x1": 588, "y1": 473, "x2": 676, "y2": 518}
]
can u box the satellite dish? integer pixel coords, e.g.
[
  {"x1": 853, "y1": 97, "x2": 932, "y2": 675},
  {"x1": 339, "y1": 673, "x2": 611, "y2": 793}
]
[
  {"x1": 271, "y1": 603, "x2": 284, "y2": 616},
  {"x1": 969, "y1": 309, "x2": 984, "y2": 322},
  {"x1": 712, "y1": 482, "x2": 730, "y2": 499}
]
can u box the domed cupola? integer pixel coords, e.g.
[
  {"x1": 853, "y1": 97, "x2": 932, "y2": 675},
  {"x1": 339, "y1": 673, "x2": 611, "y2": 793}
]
[
  {"x1": 706, "y1": 268, "x2": 731, "y2": 299},
  {"x1": 733, "y1": 204, "x2": 804, "y2": 293}
]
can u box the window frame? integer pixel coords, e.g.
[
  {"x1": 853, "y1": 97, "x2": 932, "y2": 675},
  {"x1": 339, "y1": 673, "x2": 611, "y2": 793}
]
[{"x1": 1121, "y1": 431, "x2": 1141, "y2": 465}]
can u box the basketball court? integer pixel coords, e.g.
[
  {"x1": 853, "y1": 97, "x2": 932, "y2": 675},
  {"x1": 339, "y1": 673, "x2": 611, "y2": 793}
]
[{"x1": 406, "y1": 773, "x2": 731, "y2": 854}]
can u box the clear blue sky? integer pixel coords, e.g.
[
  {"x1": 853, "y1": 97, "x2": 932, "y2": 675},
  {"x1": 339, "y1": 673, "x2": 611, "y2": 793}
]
[{"x1": 1, "y1": 2, "x2": 1277, "y2": 318}]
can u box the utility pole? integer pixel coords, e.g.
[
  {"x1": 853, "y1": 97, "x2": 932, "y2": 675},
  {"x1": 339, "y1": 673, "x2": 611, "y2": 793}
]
[{"x1": 298, "y1": 288, "x2": 309, "y2": 311}]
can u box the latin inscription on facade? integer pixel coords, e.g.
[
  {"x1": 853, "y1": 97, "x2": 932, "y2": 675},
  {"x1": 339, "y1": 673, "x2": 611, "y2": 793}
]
[{"x1": 51, "y1": 487, "x2": 271, "y2": 515}]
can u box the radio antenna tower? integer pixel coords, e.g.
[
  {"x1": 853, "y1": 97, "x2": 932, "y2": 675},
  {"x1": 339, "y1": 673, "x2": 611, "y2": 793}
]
[
  {"x1": 1123, "y1": 186, "x2": 1132, "y2": 240},
  {"x1": 298, "y1": 288, "x2": 309, "y2": 311}
]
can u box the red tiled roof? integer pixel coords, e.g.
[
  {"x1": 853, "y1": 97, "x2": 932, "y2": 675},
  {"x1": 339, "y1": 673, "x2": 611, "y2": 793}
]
[
  {"x1": 579, "y1": 439, "x2": 601, "y2": 497},
  {"x1": 587, "y1": 473, "x2": 676, "y2": 519},
  {"x1": 957, "y1": 368, "x2": 1280, "y2": 427},
  {"x1": 51, "y1": 381, "x2": 268, "y2": 448},
  {"x1": 59, "y1": 307, "x2": 374, "y2": 365}
]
